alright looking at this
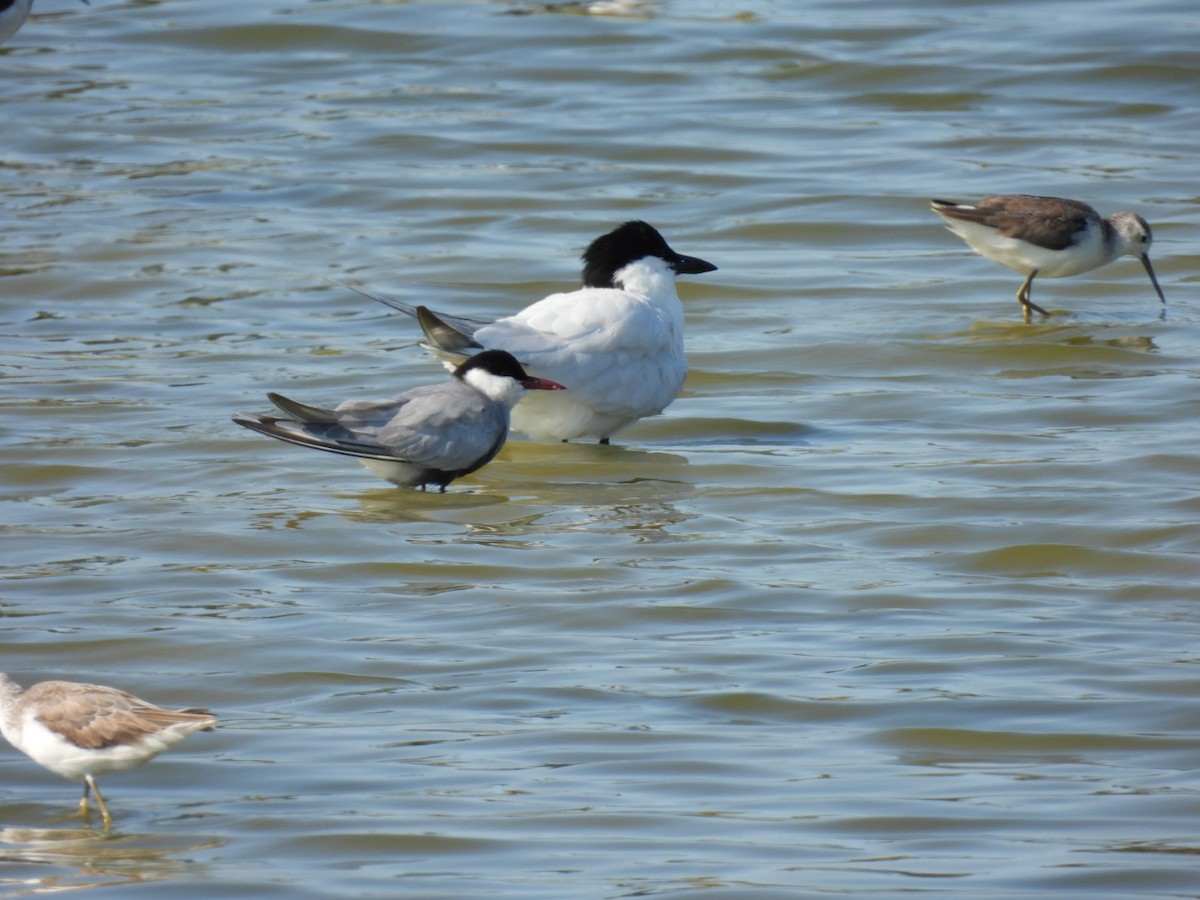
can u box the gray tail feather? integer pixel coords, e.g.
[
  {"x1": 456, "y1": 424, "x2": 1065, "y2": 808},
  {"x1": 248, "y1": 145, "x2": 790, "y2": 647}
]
[
  {"x1": 416, "y1": 305, "x2": 484, "y2": 358},
  {"x1": 324, "y1": 276, "x2": 420, "y2": 318},
  {"x1": 233, "y1": 412, "x2": 394, "y2": 461},
  {"x1": 325, "y1": 276, "x2": 495, "y2": 338},
  {"x1": 266, "y1": 392, "x2": 339, "y2": 424}
]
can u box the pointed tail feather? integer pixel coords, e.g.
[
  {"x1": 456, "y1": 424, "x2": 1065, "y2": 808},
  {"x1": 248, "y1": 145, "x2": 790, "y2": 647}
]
[
  {"x1": 414, "y1": 305, "x2": 482, "y2": 369},
  {"x1": 325, "y1": 277, "x2": 495, "y2": 337},
  {"x1": 417, "y1": 305, "x2": 484, "y2": 354},
  {"x1": 267, "y1": 392, "x2": 339, "y2": 424},
  {"x1": 233, "y1": 413, "x2": 396, "y2": 462},
  {"x1": 178, "y1": 707, "x2": 218, "y2": 731},
  {"x1": 324, "y1": 277, "x2": 421, "y2": 318}
]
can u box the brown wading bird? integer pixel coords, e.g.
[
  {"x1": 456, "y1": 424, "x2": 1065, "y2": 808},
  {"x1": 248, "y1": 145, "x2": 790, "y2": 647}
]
[
  {"x1": 0, "y1": 673, "x2": 216, "y2": 827},
  {"x1": 931, "y1": 194, "x2": 1166, "y2": 319}
]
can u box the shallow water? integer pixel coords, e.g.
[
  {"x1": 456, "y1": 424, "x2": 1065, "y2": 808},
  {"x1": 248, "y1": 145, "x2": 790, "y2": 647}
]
[{"x1": 2, "y1": 0, "x2": 1199, "y2": 897}]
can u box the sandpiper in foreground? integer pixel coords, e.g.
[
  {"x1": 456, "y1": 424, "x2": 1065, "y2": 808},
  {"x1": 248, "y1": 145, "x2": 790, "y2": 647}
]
[
  {"x1": 0, "y1": 673, "x2": 216, "y2": 827},
  {"x1": 931, "y1": 194, "x2": 1167, "y2": 319}
]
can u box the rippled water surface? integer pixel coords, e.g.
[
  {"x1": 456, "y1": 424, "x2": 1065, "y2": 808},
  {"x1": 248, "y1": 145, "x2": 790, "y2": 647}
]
[{"x1": 2, "y1": 0, "x2": 1199, "y2": 896}]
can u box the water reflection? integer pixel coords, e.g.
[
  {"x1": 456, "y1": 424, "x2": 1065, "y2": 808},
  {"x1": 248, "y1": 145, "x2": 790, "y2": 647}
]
[
  {"x1": 5, "y1": 0, "x2": 1197, "y2": 894},
  {"x1": 951, "y1": 319, "x2": 1161, "y2": 353},
  {"x1": 0, "y1": 825, "x2": 223, "y2": 893},
  {"x1": 502, "y1": 0, "x2": 659, "y2": 18},
  {"x1": 342, "y1": 444, "x2": 693, "y2": 528}
]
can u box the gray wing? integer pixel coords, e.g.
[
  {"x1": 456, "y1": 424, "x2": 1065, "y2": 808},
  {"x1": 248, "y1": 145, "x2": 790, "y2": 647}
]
[
  {"x1": 268, "y1": 392, "x2": 339, "y2": 423},
  {"x1": 339, "y1": 381, "x2": 509, "y2": 472},
  {"x1": 233, "y1": 408, "x2": 404, "y2": 462},
  {"x1": 236, "y1": 382, "x2": 509, "y2": 472},
  {"x1": 234, "y1": 391, "x2": 417, "y2": 462}
]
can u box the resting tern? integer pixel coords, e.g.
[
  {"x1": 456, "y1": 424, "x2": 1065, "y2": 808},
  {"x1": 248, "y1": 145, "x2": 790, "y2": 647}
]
[
  {"x1": 333, "y1": 220, "x2": 717, "y2": 444},
  {"x1": 233, "y1": 349, "x2": 565, "y2": 491}
]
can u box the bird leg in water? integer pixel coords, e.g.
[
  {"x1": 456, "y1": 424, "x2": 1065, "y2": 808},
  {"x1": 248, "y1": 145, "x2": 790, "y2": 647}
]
[
  {"x1": 80, "y1": 774, "x2": 113, "y2": 827},
  {"x1": 1016, "y1": 270, "x2": 1050, "y2": 319}
]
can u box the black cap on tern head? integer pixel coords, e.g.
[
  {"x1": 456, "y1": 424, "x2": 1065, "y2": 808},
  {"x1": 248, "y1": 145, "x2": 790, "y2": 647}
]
[
  {"x1": 581, "y1": 221, "x2": 717, "y2": 288},
  {"x1": 454, "y1": 349, "x2": 533, "y2": 381},
  {"x1": 454, "y1": 349, "x2": 566, "y2": 392}
]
